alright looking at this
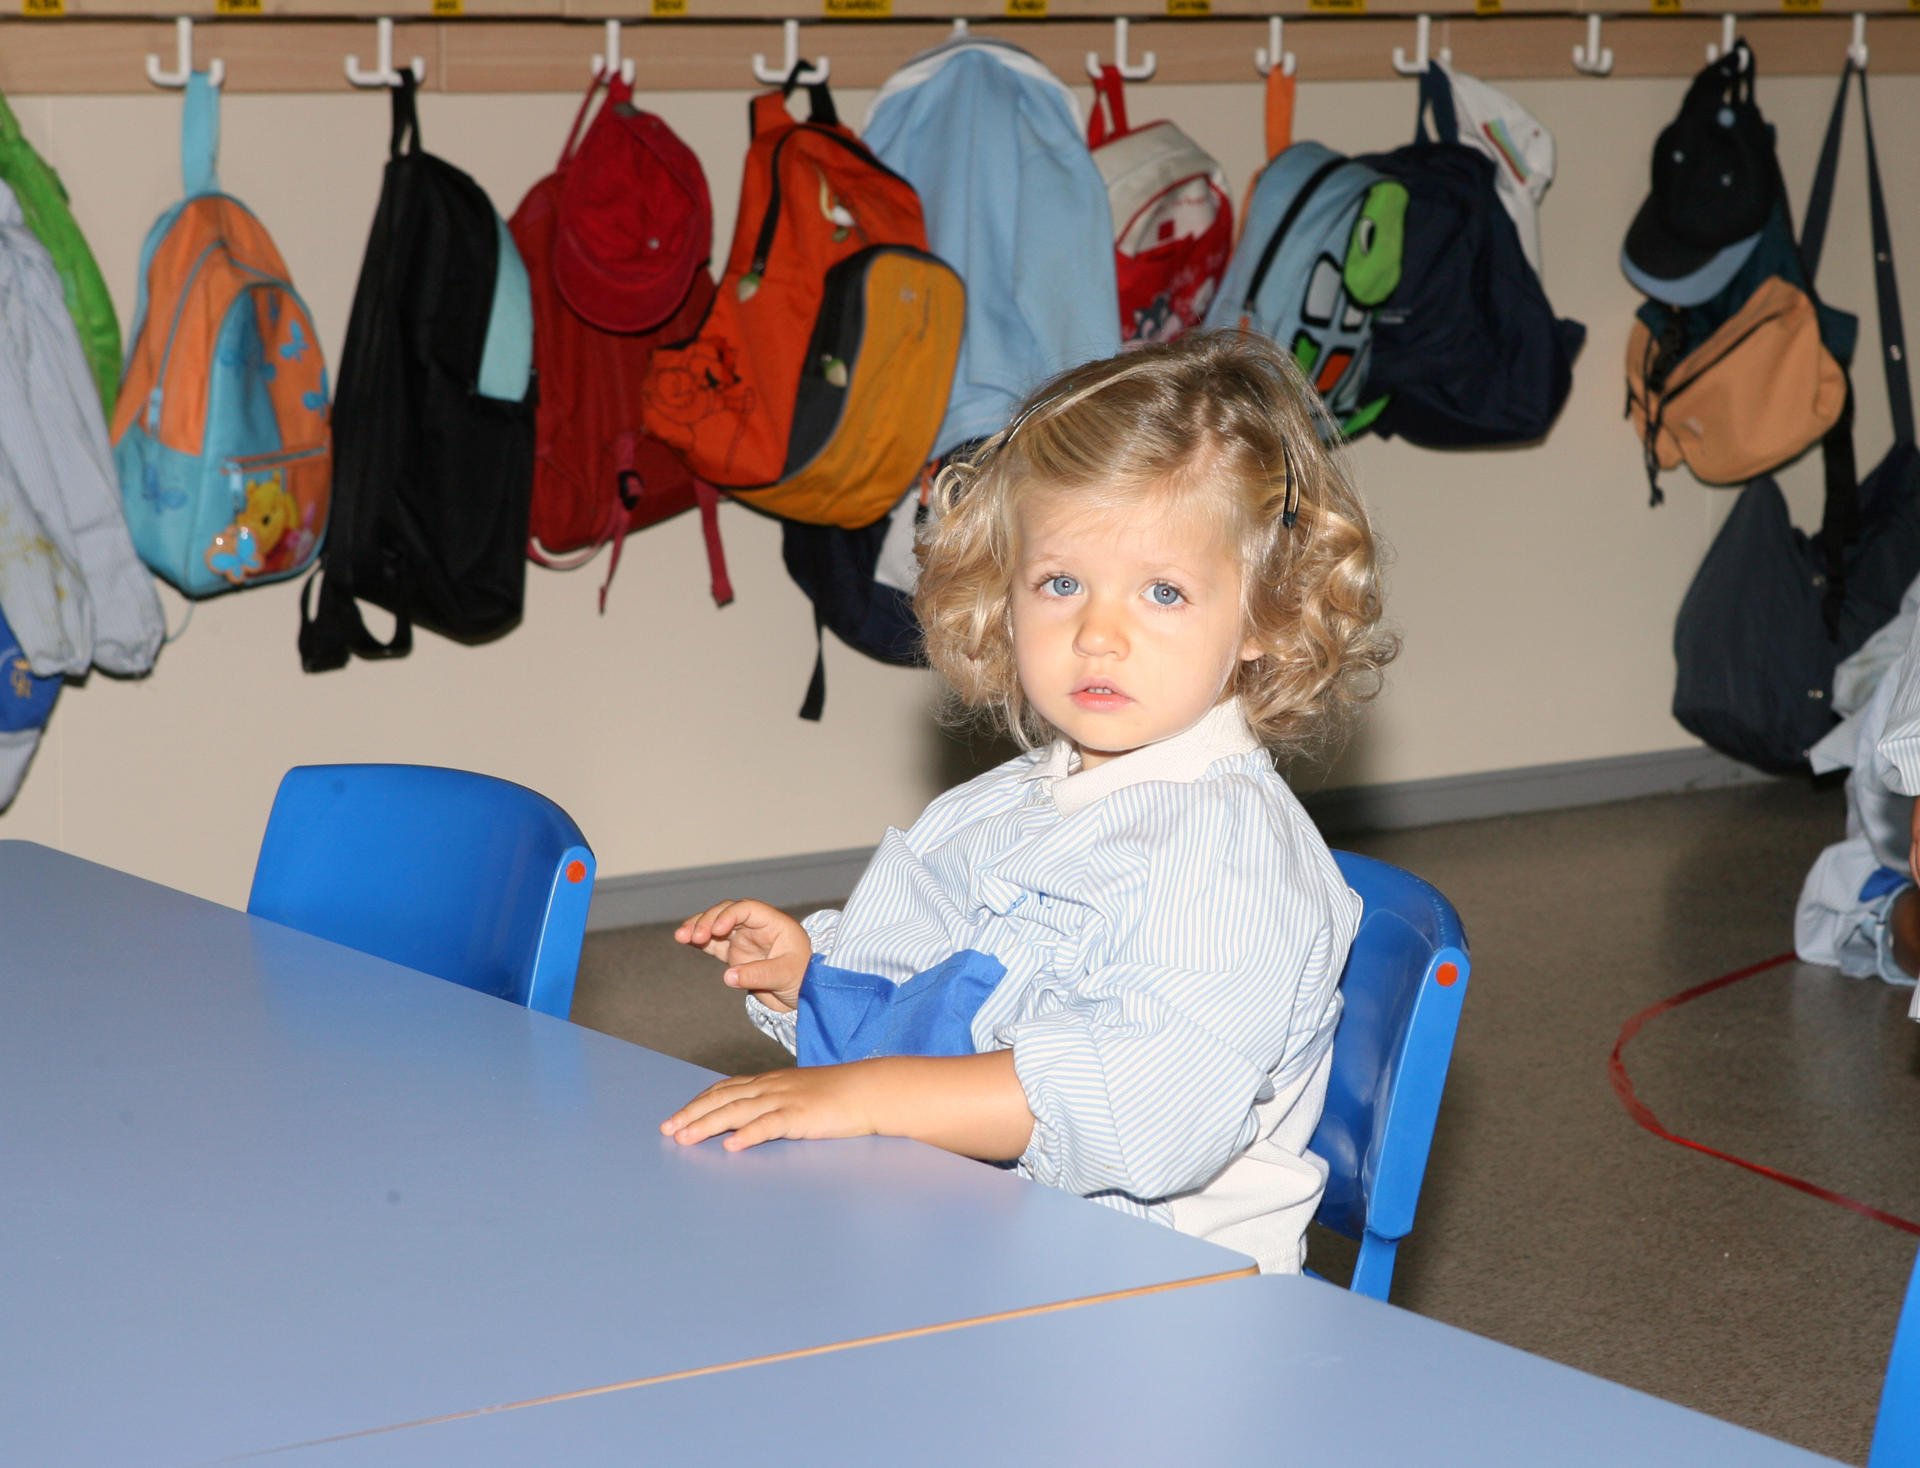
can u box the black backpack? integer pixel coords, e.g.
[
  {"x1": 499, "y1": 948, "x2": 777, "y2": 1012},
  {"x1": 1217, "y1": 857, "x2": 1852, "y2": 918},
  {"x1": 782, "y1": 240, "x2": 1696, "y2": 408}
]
[
  {"x1": 300, "y1": 77, "x2": 536, "y2": 671},
  {"x1": 1358, "y1": 70, "x2": 1585, "y2": 448},
  {"x1": 1672, "y1": 61, "x2": 1920, "y2": 775},
  {"x1": 782, "y1": 490, "x2": 926, "y2": 722}
]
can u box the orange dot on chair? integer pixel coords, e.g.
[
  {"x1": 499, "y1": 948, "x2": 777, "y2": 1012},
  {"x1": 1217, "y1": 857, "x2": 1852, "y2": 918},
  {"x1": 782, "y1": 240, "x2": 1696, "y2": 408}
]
[
  {"x1": 1435, "y1": 962, "x2": 1459, "y2": 987},
  {"x1": 566, "y1": 860, "x2": 586, "y2": 884}
]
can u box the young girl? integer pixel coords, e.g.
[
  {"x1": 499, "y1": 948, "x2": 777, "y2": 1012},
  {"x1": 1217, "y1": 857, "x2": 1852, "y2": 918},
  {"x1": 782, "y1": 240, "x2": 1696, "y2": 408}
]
[{"x1": 662, "y1": 330, "x2": 1396, "y2": 1273}]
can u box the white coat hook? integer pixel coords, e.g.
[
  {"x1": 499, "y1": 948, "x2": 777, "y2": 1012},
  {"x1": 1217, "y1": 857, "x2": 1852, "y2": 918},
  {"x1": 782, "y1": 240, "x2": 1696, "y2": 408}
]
[
  {"x1": 1849, "y1": 12, "x2": 1868, "y2": 69},
  {"x1": 594, "y1": 19, "x2": 636, "y2": 86},
  {"x1": 147, "y1": 18, "x2": 223, "y2": 90},
  {"x1": 1391, "y1": 15, "x2": 1450, "y2": 76},
  {"x1": 1087, "y1": 18, "x2": 1156, "y2": 82},
  {"x1": 345, "y1": 19, "x2": 426, "y2": 87},
  {"x1": 951, "y1": 17, "x2": 969, "y2": 37},
  {"x1": 1706, "y1": 14, "x2": 1741, "y2": 64},
  {"x1": 1256, "y1": 17, "x2": 1297, "y2": 78},
  {"x1": 1572, "y1": 14, "x2": 1614, "y2": 75},
  {"x1": 752, "y1": 20, "x2": 829, "y2": 86}
]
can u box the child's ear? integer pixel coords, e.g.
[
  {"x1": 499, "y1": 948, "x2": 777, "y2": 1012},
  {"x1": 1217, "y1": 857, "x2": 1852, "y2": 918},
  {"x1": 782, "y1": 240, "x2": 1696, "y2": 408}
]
[{"x1": 1240, "y1": 637, "x2": 1264, "y2": 663}]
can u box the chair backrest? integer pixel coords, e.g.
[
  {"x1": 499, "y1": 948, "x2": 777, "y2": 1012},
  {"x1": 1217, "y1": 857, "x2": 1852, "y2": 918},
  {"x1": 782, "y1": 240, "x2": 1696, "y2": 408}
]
[
  {"x1": 1872, "y1": 1245, "x2": 1920, "y2": 1468},
  {"x1": 247, "y1": 764, "x2": 595, "y2": 1019},
  {"x1": 1310, "y1": 851, "x2": 1471, "y2": 1299}
]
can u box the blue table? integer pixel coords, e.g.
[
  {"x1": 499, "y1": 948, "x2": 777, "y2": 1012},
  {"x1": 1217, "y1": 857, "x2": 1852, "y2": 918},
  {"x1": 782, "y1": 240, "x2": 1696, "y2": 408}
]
[
  {"x1": 269, "y1": 1272, "x2": 1841, "y2": 1465},
  {"x1": 0, "y1": 841, "x2": 1250, "y2": 1466}
]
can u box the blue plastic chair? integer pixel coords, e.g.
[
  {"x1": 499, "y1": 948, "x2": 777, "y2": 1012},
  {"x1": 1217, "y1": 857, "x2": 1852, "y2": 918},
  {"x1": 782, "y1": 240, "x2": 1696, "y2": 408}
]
[
  {"x1": 248, "y1": 765, "x2": 595, "y2": 1020},
  {"x1": 1308, "y1": 851, "x2": 1472, "y2": 1301},
  {"x1": 1873, "y1": 1247, "x2": 1920, "y2": 1467}
]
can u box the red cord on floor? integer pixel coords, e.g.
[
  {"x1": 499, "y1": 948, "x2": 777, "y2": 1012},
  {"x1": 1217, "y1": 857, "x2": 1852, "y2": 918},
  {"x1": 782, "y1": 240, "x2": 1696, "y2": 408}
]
[{"x1": 1609, "y1": 952, "x2": 1920, "y2": 1237}]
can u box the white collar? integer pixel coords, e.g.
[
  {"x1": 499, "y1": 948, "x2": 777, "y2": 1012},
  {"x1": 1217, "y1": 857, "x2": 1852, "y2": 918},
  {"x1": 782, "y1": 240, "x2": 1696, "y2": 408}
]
[{"x1": 1021, "y1": 700, "x2": 1263, "y2": 818}]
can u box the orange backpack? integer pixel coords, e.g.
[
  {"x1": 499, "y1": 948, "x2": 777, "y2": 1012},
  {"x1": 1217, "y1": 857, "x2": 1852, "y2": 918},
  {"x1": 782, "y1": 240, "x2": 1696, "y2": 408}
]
[{"x1": 641, "y1": 73, "x2": 963, "y2": 530}]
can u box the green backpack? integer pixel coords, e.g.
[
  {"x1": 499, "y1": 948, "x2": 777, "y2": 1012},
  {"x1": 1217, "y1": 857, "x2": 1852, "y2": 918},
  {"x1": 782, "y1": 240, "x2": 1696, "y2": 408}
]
[{"x1": 0, "y1": 91, "x2": 120, "y2": 410}]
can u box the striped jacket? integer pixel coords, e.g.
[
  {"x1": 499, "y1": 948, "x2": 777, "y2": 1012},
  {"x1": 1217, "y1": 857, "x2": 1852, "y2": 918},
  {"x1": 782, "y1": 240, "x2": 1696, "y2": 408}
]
[{"x1": 752, "y1": 700, "x2": 1360, "y2": 1273}]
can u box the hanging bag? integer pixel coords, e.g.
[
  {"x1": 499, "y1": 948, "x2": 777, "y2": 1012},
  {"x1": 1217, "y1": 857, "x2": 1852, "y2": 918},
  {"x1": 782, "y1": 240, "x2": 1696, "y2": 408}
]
[
  {"x1": 1085, "y1": 65, "x2": 1232, "y2": 347},
  {"x1": 1358, "y1": 66, "x2": 1585, "y2": 448},
  {"x1": 640, "y1": 67, "x2": 963, "y2": 530},
  {"x1": 1672, "y1": 60, "x2": 1920, "y2": 774},
  {"x1": 301, "y1": 76, "x2": 536, "y2": 670},
  {"x1": 1622, "y1": 43, "x2": 1855, "y2": 504},
  {"x1": 113, "y1": 73, "x2": 331, "y2": 598},
  {"x1": 1203, "y1": 139, "x2": 1405, "y2": 437},
  {"x1": 508, "y1": 73, "x2": 731, "y2": 612}
]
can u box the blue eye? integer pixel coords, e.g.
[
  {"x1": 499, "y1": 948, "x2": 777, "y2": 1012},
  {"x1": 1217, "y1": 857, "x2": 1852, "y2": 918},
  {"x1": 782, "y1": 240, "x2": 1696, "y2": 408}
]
[
  {"x1": 1045, "y1": 575, "x2": 1081, "y2": 597},
  {"x1": 1147, "y1": 582, "x2": 1185, "y2": 607}
]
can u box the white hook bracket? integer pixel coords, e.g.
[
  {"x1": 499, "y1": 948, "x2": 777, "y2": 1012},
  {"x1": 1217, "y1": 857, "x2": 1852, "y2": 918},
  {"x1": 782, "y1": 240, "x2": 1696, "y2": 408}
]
[
  {"x1": 594, "y1": 19, "x2": 636, "y2": 86},
  {"x1": 346, "y1": 19, "x2": 425, "y2": 88},
  {"x1": 1391, "y1": 15, "x2": 1450, "y2": 76},
  {"x1": 752, "y1": 20, "x2": 829, "y2": 86},
  {"x1": 1256, "y1": 17, "x2": 1297, "y2": 78},
  {"x1": 1849, "y1": 12, "x2": 1868, "y2": 70},
  {"x1": 1087, "y1": 18, "x2": 1156, "y2": 82},
  {"x1": 951, "y1": 17, "x2": 969, "y2": 37},
  {"x1": 1572, "y1": 14, "x2": 1614, "y2": 75},
  {"x1": 147, "y1": 18, "x2": 223, "y2": 90},
  {"x1": 1706, "y1": 14, "x2": 1741, "y2": 64}
]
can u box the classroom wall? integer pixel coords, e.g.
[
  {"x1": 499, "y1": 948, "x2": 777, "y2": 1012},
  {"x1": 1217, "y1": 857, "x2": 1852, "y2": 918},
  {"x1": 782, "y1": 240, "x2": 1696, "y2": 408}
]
[{"x1": 2, "y1": 64, "x2": 1912, "y2": 909}]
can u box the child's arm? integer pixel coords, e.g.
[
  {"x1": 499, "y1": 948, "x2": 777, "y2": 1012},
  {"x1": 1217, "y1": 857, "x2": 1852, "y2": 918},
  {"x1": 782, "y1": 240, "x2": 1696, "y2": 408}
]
[{"x1": 660, "y1": 1050, "x2": 1035, "y2": 1161}]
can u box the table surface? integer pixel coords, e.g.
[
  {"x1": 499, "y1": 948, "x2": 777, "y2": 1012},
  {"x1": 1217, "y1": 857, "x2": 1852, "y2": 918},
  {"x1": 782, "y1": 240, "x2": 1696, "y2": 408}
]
[
  {"x1": 0, "y1": 840, "x2": 1250, "y2": 1466},
  {"x1": 268, "y1": 1272, "x2": 1842, "y2": 1467}
]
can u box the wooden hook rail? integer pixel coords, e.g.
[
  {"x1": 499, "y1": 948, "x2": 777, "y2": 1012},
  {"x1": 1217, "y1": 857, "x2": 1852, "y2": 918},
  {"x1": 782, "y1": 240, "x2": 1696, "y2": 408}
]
[{"x1": 1, "y1": 12, "x2": 1917, "y2": 93}]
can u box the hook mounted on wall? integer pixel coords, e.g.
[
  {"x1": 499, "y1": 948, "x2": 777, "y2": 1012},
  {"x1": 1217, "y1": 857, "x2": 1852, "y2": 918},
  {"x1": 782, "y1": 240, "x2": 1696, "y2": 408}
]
[
  {"x1": 345, "y1": 19, "x2": 425, "y2": 87},
  {"x1": 1391, "y1": 15, "x2": 1450, "y2": 77},
  {"x1": 147, "y1": 17, "x2": 223, "y2": 90},
  {"x1": 1255, "y1": 17, "x2": 1296, "y2": 79},
  {"x1": 752, "y1": 20, "x2": 829, "y2": 86},
  {"x1": 1572, "y1": 14, "x2": 1613, "y2": 76},
  {"x1": 1849, "y1": 12, "x2": 1869, "y2": 70},
  {"x1": 1706, "y1": 14, "x2": 1743, "y2": 65},
  {"x1": 1087, "y1": 18, "x2": 1155, "y2": 82},
  {"x1": 594, "y1": 19, "x2": 637, "y2": 86}
]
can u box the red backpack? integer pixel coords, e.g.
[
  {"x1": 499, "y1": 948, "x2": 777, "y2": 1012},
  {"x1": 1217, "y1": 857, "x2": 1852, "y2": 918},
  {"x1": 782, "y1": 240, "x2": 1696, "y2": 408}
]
[
  {"x1": 508, "y1": 75, "x2": 731, "y2": 610},
  {"x1": 1087, "y1": 66, "x2": 1233, "y2": 348}
]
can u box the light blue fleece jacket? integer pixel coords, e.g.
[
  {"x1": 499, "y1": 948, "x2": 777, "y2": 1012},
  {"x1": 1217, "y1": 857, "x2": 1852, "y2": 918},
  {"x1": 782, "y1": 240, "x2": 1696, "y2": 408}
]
[{"x1": 862, "y1": 40, "x2": 1120, "y2": 457}]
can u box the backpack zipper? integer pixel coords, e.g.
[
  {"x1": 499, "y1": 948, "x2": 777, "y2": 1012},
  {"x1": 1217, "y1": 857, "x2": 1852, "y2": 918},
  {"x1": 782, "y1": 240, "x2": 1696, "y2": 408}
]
[
  {"x1": 149, "y1": 238, "x2": 224, "y2": 432},
  {"x1": 1243, "y1": 154, "x2": 1348, "y2": 314},
  {"x1": 742, "y1": 126, "x2": 913, "y2": 294},
  {"x1": 1647, "y1": 296, "x2": 1800, "y2": 405}
]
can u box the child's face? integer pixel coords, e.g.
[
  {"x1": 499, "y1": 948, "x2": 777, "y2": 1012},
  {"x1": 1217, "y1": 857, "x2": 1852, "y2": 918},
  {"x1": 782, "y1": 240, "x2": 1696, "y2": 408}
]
[{"x1": 1010, "y1": 489, "x2": 1260, "y2": 770}]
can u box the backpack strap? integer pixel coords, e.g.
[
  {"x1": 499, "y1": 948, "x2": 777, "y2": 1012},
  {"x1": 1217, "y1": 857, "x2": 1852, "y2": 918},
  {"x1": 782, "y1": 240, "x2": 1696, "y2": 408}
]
[
  {"x1": 181, "y1": 71, "x2": 220, "y2": 198},
  {"x1": 1414, "y1": 64, "x2": 1460, "y2": 147},
  {"x1": 783, "y1": 62, "x2": 838, "y2": 127},
  {"x1": 559, "y1": 72, "x2": 610, "y2": 170},
  {"x1": 1804, "y1": 61, "x2": 1911, "y2": 446},
  {"x1": 390, "y1": 71, "x2": 421, "y2": 159},
  {"x1": 1263, "y1": 66, "x2": 1295, "y2": 162},
  {"x1": 1088, "y1": 66, "x2": 1130, "y2": 148}
]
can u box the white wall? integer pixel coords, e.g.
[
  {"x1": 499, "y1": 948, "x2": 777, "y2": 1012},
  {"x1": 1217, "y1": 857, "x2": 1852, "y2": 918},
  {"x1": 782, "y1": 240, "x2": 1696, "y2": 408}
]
[{"x1": 4, "y1": 70, "x2": 1912, "y2": 907}]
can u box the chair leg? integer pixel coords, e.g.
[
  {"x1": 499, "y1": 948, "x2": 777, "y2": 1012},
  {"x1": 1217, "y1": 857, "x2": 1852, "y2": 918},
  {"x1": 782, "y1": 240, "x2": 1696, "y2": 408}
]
[{"x1": 1349, "y1": 1233, "x2": 1399, "y2": 1301}]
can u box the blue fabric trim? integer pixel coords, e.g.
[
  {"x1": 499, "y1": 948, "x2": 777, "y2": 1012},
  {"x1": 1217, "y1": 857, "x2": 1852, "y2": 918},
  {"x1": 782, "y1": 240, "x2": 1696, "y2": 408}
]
[
  {"x1": 796, "y1": 949, "x2": 1007, "y2": 1067},
  {"x1": 1860, "y1": 865, "x2": 1909, "y2": 904},
  {"x1": 477, "y1": 216, "x2": 533, "y2": 402}
]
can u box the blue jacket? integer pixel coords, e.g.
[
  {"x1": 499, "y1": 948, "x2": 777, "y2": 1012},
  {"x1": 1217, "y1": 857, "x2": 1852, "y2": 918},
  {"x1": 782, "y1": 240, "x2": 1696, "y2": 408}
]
[{"x1": 863, "y1": 41, "x2": 1120, "y2": 456}]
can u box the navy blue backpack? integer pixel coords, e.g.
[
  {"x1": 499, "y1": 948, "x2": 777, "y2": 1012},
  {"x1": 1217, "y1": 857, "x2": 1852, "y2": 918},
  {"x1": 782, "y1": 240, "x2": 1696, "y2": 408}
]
[{"x1": 1359, "y1": 69, "x2": 1585, "y2": 448}]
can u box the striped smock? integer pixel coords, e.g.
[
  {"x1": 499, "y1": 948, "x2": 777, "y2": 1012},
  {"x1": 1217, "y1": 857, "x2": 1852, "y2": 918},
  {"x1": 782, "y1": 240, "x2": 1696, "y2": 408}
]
[{"x1": 751, "y1": 700, "x2": 1361, "y2": 1273}]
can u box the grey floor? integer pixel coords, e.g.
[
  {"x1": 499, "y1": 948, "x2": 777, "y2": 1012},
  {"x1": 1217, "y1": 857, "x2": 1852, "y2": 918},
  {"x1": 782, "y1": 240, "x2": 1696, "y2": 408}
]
[{"x1": 571, "y1": 779, "x2": 1920, "y2": 1465}]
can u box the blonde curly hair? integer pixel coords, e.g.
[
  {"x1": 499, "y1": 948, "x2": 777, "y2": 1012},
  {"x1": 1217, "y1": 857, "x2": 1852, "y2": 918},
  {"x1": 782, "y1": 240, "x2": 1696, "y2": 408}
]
[{"x1": 914, "y1": 330, "x2": 1397, "y2": 764}]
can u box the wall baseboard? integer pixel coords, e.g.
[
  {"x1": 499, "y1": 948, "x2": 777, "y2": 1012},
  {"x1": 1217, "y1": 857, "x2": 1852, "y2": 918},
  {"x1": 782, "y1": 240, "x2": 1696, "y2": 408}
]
[{"x1": 586, "y1": 745, "x2": 1770, "y2": 931}]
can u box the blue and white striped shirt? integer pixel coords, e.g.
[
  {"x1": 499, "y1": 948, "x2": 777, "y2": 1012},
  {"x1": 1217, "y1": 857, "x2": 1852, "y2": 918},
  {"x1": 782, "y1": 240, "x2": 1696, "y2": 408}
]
[{"x1": 752, "y1": 700, "x2": 1360, "y2": 1272}]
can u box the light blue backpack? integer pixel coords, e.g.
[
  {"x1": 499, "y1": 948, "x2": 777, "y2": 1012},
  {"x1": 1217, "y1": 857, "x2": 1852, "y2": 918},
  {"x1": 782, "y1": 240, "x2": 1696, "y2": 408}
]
[
  {"x1": 1204, "y1": 141, "x2": 1408, "y2": 437},
  {"x1": 113, "y1": 73, "x2": 330, "y2": 598}
]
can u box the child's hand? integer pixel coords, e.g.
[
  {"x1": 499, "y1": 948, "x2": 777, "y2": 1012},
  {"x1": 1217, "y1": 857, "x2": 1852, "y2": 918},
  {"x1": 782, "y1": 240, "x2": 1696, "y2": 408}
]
[
  {"x1": 673, "y1": 899, "x2": 812, "y2": 1013},
  {"x1": 660, "y1": 1065, "x2": 878, "y2": 1151}
]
